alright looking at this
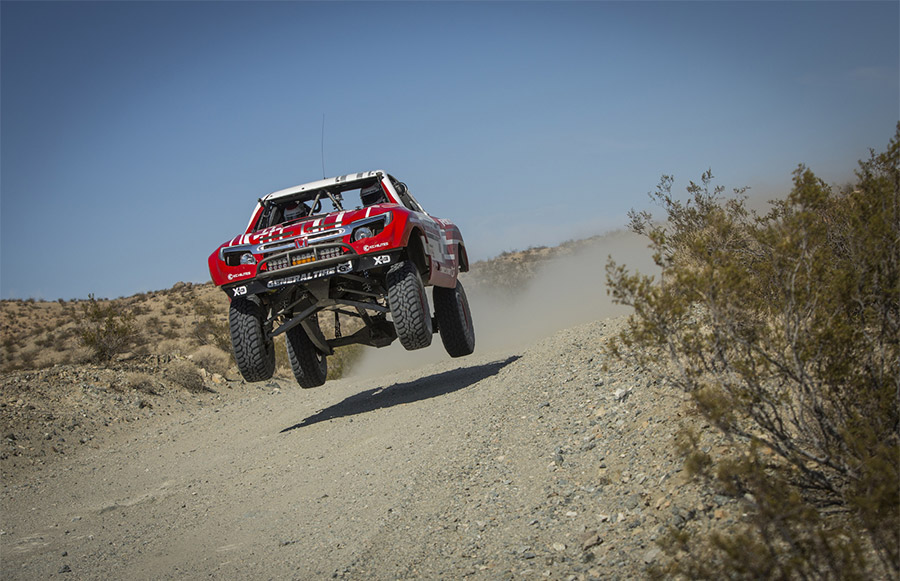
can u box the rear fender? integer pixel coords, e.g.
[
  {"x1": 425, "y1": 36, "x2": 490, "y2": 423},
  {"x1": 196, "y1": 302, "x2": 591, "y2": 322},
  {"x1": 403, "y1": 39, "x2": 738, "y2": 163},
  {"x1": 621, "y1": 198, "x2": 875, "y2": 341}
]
[{"x1": 457, "y1": 243, "x2": 470, "y2": 273}]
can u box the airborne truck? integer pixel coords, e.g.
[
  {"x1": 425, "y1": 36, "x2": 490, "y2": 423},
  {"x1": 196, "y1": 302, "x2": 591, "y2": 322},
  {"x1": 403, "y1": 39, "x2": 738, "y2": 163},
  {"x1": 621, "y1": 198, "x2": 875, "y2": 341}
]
[{"x1": 208, "y1": 170, "x2": 475, "y2": 387}]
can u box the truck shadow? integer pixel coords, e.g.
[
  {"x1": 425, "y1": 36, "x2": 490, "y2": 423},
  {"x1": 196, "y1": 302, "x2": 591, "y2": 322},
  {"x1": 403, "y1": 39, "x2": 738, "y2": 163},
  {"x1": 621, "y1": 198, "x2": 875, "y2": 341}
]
[{"x1": 280, "y1": 355, "x2": 520, "y2": 432}]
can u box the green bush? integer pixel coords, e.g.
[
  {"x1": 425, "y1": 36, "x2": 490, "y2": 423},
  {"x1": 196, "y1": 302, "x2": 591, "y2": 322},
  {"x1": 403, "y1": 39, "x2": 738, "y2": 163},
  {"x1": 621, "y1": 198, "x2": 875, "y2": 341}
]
[
  {"x1": 607, "y1": 125, "x2": 899, "y2": 579},
  {"x1": 78, "y1": 294, "x2": 140, "y2": 362}
]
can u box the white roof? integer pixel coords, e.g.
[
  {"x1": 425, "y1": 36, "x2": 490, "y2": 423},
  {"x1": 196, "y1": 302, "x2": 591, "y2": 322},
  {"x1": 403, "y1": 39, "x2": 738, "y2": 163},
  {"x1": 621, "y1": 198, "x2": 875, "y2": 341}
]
[{"x1": 262, "y1": 170, "x2": 386, "y2": 202}]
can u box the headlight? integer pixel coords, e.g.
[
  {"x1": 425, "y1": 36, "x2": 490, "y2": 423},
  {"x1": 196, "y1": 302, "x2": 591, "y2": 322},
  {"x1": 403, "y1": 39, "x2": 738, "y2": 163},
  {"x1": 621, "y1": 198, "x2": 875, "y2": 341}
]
[
  {"x1": 352, "y1": 226, "x2": 375, "y2": 241},
  {"x1": 240, "y1": 252, "x2": 257, "y2": 265}
]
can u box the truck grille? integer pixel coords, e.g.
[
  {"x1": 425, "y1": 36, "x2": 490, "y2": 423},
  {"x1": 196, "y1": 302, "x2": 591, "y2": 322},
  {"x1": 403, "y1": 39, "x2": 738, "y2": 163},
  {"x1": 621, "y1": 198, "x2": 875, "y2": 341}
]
[{"x1": 264, "y1": 245, "x2": 348, "y2": 272}]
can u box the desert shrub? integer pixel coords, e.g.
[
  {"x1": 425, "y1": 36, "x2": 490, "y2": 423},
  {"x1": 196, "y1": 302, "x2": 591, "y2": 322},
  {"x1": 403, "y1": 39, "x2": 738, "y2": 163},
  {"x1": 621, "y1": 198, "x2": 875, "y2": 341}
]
[
  {"x1": 17, "y1": 347, "x2": 37, "y2": 369},
  {"x1": 607, "y1": 125, "x2": 899, "y2": 579},
  {"x1": 155, "y1": 338, "x2": 194, "y2": 357},
  {"x1": 160, "y1": 326, "x2": 179, "y2": 340},
  {"x1": 2, "y1": 336, "x2": 17, "y2": 353},
  {"x1": 193, "y1": 300, "x2": 230, "y2": 352},
  {"x1": 78, "y1": 294, "x2": 140, "y2": 362},
  {"x1": 166, "y1": 359, "x2": 205, "y2": 392},
  {"x1": 327, "y1": 344, "x2": 365, "y2": 380},
  {"x1": 123, "y1": 371, "x2": 159, "y2": 394},
  {"x1": 190, "y1": 344, "x2": 231, "y2": 376},
  {"x1": 33, "y1": 349, "x2": 66, "y2": 369}
]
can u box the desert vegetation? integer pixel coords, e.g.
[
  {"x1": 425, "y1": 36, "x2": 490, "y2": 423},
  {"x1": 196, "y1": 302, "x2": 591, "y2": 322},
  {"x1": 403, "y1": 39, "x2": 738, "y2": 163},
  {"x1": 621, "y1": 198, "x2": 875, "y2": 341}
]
[
  {"x1": 607, "y1": 124, "x2": 899, "y2": 578},
  {"x1": 1, "y1": 283, "x2": 229, "y2": 375},
  {"x1": 2, "y1": 280, "x2": 366, "y2": 384}
]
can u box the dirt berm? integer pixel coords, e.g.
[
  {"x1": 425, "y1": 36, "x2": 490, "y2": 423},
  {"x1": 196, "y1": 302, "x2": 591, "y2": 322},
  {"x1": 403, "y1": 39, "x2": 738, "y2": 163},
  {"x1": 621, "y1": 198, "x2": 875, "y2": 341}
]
[{"x1": 1, "y1": 315, "x2": 741, "y2": 580}]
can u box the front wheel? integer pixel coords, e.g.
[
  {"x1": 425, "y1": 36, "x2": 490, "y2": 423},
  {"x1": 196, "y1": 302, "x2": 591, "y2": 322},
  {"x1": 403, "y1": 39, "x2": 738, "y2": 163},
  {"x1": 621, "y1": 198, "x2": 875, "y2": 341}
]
[
  {"x1": 285, "y1": 322, "x2": 328, "y2": 388},
  {"x1": 433, "y1": 281, "x2": 475, "y2": 357},
  {"x1": 386, "y1": 260, "x2": 433, "y2": 351},
  {"x1": 229, "y1": 296, "x2": 276, "y2": 382}
]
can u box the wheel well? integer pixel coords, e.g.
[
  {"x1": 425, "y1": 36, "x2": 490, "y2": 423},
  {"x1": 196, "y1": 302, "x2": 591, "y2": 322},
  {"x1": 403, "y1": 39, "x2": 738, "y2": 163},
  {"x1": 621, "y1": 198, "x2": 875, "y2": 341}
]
[
  {"x1": 457, "y1": 243, "x2": 470, "y2": 273},
  {"x1": 404, "y1": 229, "x2": 429, "y2": 276}
]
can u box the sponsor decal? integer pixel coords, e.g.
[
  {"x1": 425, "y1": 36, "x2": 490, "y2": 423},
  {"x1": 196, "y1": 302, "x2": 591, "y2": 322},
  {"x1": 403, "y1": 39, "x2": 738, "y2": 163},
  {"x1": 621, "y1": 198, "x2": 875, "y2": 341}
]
[
  {"x1": 266, "y1": 266, "x2": 337, "y2": 288},
  {"x1": 232, "y1": 286, "x2": 248, "y2": 297},
  {"x1": 363, "y1": 241, "x2": 390, "y2": 252},
  {"x1": 337, "y1": 260, "x2": 353, "y2": 274},
  {"x1": 374, "y1": 255, "x2": 391, "y2": 265},
  {"x1": 227, "y1": 270, "x2": 254, "y2": 280}
]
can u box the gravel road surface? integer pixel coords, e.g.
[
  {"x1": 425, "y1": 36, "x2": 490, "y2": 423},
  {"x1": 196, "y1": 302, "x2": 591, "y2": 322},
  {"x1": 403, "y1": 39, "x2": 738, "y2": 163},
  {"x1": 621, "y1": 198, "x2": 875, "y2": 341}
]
[{"x1": 2, "y1": 318, "x2": 734, "y2": 580}]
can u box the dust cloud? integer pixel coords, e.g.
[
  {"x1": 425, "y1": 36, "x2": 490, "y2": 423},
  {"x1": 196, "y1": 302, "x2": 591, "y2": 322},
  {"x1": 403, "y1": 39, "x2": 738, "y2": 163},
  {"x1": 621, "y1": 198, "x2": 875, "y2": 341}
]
[{"x1": 347, "y1": 230, "x2": 657, "y2": 380}]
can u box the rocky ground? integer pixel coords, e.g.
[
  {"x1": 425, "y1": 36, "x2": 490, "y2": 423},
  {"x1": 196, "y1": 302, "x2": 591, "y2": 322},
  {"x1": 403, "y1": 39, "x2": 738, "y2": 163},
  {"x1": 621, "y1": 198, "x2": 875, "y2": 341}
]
[{"x1": 0, "y1": 316, "x2": 742, "y2": 580}]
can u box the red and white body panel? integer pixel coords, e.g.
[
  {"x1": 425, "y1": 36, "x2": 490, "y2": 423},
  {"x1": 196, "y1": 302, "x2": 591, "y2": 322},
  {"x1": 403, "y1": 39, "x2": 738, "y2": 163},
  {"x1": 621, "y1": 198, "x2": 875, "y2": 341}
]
[{"x1": 208, "y1": 170, "x2": 466, "y2": 291}]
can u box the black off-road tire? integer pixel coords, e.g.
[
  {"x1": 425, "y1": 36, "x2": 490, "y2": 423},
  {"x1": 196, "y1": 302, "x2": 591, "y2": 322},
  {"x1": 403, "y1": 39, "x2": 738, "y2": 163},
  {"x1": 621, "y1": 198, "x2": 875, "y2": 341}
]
[
  {"x1": 433, "y1": 280, "x2": 476, "y2": 357},
  {"x1": 229, "y1": 296, "x2": 275, "y2": 382},
  {"x1": 386, "y1": 260, "x2": 433, "y2": 351},
  {"x1": 285, "y1": 323, "x2": 327, "y2": 388}
]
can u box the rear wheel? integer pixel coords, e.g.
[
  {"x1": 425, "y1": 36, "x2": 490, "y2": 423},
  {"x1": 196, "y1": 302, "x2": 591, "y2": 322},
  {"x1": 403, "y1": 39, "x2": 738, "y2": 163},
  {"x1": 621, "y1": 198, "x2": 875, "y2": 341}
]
[
  {"x1": 229, "y1": 296, "x2": 276, "y2": 382},
  {"x1": 285, "y1": 321, "x2": 328, "y2": 388},
  {"x1": 434, "y1": 281, "x2": 475, "y2": 357},
  {"x1": 386, "y1": 260, "x2": 433, "y2": 351}
]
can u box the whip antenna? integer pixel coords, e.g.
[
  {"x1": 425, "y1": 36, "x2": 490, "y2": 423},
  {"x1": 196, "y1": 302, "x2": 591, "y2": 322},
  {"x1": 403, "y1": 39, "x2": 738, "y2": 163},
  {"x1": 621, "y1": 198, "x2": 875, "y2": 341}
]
[{"x1": 320, "y1": 113, "x2": 326, "y2": 179}]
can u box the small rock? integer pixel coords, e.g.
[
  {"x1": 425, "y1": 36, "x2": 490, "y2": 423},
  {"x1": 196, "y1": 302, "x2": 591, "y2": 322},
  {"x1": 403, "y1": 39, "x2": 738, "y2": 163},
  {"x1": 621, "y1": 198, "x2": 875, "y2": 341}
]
[
  {"x1": 614, "y1": 387, "x2": 633, "y2": 402},
  {"x1": 580, "y1": 531, "x2": 602, "y2": 551},
  {"x1": 552, "y1": 543, "x2": 566, "y2": 552},
  {"x1": 58, "y1": 564, "x2": 72, "y2": 573}
]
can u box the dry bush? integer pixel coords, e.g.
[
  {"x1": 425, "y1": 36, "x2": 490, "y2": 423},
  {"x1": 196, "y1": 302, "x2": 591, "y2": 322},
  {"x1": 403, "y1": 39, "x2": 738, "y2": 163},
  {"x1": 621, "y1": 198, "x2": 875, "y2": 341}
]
[
  {"x1": 189, "y1": 345, "x2": 231, "y2": 376},
  {"x1": 122, "y1": 371, "x2": 159, "y2": 395},
  {"x1": 192, "y1": 300, "x2": 230, "y2": 352},
  {"x1": 608, "y1": 125, "x2": 899, "y2": 579},
  {"x1": 33, "y1": 349, "x2": 69, "y2": 369},
  {"x1": 166, "y1": 360, "x2": 205, "y2": 392},
  {"x1": 17, "y1": 348, "x2": 37, "y2": 370},
  {"x1": 327, "y1": 344, "x2": 365, "y2": 381},
  {"x1": 78, "y1": 294, "x2": 141, "y2": 362},
  {"x1": 155, "y1": 338, "x2": 195, "y2": 357}
]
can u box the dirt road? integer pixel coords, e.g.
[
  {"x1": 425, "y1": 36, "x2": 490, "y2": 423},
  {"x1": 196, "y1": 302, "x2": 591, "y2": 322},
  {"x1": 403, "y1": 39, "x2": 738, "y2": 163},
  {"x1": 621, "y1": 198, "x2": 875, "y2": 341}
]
[{"x1": 1, "y1": 317, "x2": 735, "y2": 580}]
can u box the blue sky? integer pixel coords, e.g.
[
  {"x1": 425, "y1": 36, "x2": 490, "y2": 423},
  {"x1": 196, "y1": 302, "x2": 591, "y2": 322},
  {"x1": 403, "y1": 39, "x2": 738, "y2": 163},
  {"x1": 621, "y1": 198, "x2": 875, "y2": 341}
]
[{"x1": 2, "y1": 1, "x2": 897, "y2": 300}]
